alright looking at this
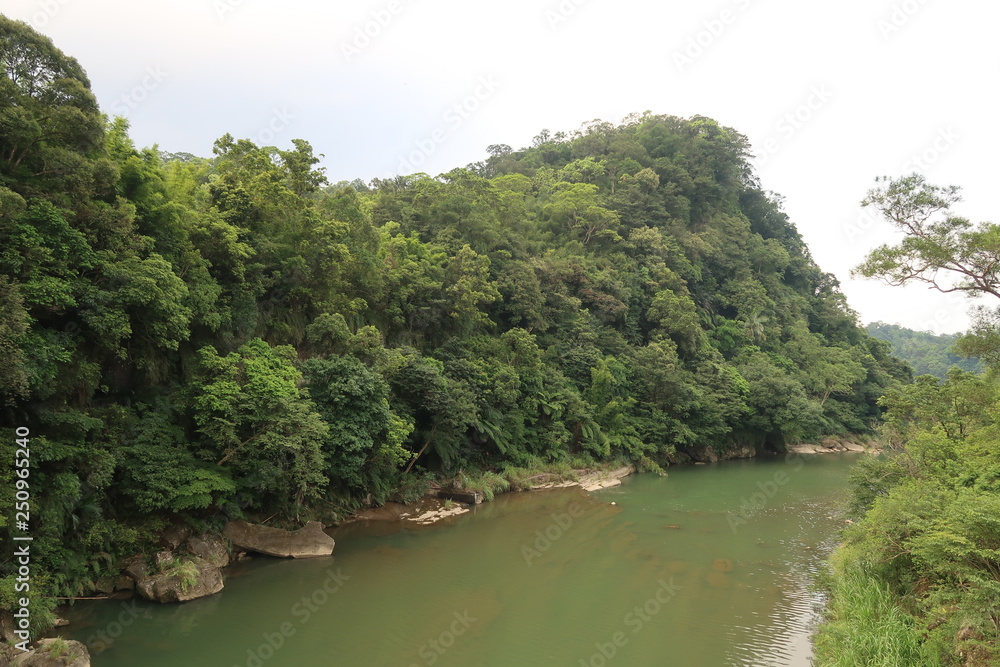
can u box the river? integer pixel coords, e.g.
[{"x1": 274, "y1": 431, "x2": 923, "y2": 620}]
[{"x1": 65, "y1": 452, "x2": 860, "y2": 666}]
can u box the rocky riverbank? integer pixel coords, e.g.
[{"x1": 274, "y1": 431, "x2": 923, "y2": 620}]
[
  {"x1": 10, "y1": 446, "x2": 872, "y2": 660},
  {"x1": 3, "y1": 638, "x2": 91, "y2": 666},
  {"x1": 786, "y1": 436, "x2": 881, "y2": 455},
  {"x1": 338, "y1": 463, "x2": 637, "y2": 527}
]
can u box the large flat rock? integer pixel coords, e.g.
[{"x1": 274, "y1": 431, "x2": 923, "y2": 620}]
[
  {"x1": 134, "y1": 556, "x2": 224, "y2": 603},
  {"x1": 579, "y1": 465, "x2": 635, "y2": 492},
  {"x1": 224, "y1": 520, "x2": 334, "y2": 558}
]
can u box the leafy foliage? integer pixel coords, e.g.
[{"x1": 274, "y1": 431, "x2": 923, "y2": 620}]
[
  {"x1": 0, "y1": 21, "x2": 905, "y2": 612},
  {"x1": 818, "y1": 175, "x2": 1000, "y2": 665}
]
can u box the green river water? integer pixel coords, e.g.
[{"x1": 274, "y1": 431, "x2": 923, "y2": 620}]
[{"x1": 65, "y1": 452, "x2": 860, "y2": 666}]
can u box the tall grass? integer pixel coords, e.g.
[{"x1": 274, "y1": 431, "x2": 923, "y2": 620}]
[{"x1": 814, "y1": 567, "x2": 937, "y2": 667}]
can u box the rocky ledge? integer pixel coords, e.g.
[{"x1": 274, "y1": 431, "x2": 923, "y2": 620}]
[
  {"x1": 787, "y1": 438, "x2": 876, "y2": 455},
  {"x1": 577, "y1": 465, "x2": 636, "y2": 492},
  {"x1": 9, "y1": 638, "x2": 90, "y2": 666},
  {"x1": 528, "y1": 465, "x2": 636, "y2": 492},
  {"x1": 224, "y1": 520, "x2": 335, "y2": 558}
]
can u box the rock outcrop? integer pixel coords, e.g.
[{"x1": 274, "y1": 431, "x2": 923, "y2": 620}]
[
  {"x1": 158, "y1": 524, "x2": 191, "y2": 550},
  {"x1": 579, "y1": 465, "x2": 635, "y2": 492},
  {"x1": 185, "y1": 533, "x2": 230, "y2": 567},
  {"x1": 688, "y1": 444, "x2": 719, "y2": 463},
  {"x1": 719, "y1": 444, "x2": 756, "y2": 460},
  {"x1": 11, "y1": 638, "x2": 90, "y2": 666},
  {"x1": 132, "y1": 555, "x2": 224, "y2": 603},
  {"x1": 92, "y1": 574, "x2": 134, "y2": 595},
  {"x1": 223, "y1": 520, "x2": 335, "y2": 558},
  {"x1": 787, "y1": 438, "x2": 879, "y2": 455}
]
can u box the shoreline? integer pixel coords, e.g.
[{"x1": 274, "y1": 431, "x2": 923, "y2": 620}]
[
  {"x1": 329, "y1": 437, "x2": 880, "y2": 529},
  {"x1": 336, "y1": 463, "x2": 636, "y2": 527},
  {"x1": 37, "y1": 447, "x2": 872, "y2": 663}
]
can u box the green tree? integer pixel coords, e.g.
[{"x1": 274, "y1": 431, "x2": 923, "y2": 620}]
[
  {"x1": 0, "y1": 16, "x2": 104, "y2": 199},
  {"x1": 190, "y1": 339, "x2": 329, "y2": 508},
  {"x1": 301, "y1": 355, "x2": 411, "y2": 499},
  {"x1": 854, "y1": 174, "x2": 1000, "y2": 299},
  {"x1": 544, "y1": 182, "x2": 621, "y2": 245}
]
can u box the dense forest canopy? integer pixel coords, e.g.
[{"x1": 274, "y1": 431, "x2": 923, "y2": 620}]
[
  {"x1": 0, "y1": 15, "x2": 908, "y2": 606},
  {"x1": 866, "y1": 321, "x2": 983, "y2": 379}
]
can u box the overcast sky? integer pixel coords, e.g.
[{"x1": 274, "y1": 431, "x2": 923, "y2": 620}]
[{"x1": 6, "y1": 0, "x2": 997, "y2": 334}]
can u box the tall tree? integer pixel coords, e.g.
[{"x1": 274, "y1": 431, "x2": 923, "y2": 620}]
[{"x1": 854, "y1": 174, "x2": 1000, "y2": 299}]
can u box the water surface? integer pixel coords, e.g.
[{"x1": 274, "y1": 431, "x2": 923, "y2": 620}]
[{"x1": 65, "y1": 452, "x2": 859, "y2": 666}]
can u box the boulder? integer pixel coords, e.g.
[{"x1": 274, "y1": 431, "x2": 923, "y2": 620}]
[
  {"x1": 158, "y1": 524, "x2": 191, "y2": 550},
  {"x1": 185, "y1": 533, "x2": 230, "y2": 567},
  {"x1": 436, "y1": 490, "x2": 482, "y2": 504},
  {"x1": 223, "y1": 520, "x2": 334, "y2": 558},
  {"x1": 122, "y1": 556, "x2": 151, "y2": 583},
  {"x1": 688, "y1": 444, "x2": 719, "y2": 463},
  {"x1": 11, "y1": 638, "x2": 90, "y2": 666},
  {"x1": 1, "y1": 610, "x2": 15, "y2": 643},
  {"x1": 134, "y1": 557, "x2": 224, "y2": 603},
  {"x1": 96, "y1": 566, "x2": 136, "y2": 595},
  {"x1": 720, "y1": 444, "x2": 756, "y2": 460},
  {"x1": 92, "y1": 576, "x2": 116, "y2": 595},
  {"x1": 820, "y1": 438, "x2": 846, "y2": 451}
]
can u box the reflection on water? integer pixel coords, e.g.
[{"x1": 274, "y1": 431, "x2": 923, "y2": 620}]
[{"x1": 65, "y1": 453, "x2": 859, "y2": 666}]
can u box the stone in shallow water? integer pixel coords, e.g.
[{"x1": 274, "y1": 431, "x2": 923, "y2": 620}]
[
  {"x1": 224, "y1": 520, "x2": 335, "y2": 558},
  {"x1": 713, "y1": 558, "x2": 734, "y2": 572},
  {"x1": 134, "y1": 556, "x2": 224, "y2": 603}
]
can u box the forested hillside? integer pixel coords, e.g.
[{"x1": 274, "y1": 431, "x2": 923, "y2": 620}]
[
  {"x1": 0, "y1": 15, "x2": 907, "y2": 607},
  {"x1": 867, "y1": 321, "x2": 983, "y2": 378}
]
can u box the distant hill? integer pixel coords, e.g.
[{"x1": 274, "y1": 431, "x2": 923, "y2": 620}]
[{"x1": 866, "y1": 322, "x2": 983, "y2": 378}]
